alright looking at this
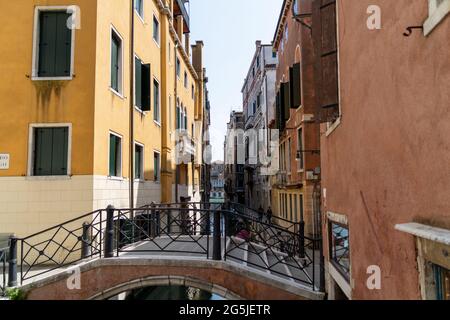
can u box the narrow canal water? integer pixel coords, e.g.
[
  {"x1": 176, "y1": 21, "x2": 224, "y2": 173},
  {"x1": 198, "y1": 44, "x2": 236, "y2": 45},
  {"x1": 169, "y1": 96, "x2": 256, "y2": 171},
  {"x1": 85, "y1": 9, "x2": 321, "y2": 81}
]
[{"x1": 113, "y1": 286, "x2": 225, "y2": 300}]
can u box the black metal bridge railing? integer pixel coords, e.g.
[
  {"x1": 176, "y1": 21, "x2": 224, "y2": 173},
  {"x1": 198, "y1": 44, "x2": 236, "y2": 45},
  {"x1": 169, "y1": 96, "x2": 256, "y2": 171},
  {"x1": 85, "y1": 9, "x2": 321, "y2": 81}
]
[{"x1": 4, "y1": 202, "x2": 324, "y2": 292}]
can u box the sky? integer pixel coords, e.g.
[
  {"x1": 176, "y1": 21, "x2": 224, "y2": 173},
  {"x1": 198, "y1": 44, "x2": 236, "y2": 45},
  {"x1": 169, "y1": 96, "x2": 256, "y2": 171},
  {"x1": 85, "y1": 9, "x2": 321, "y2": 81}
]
[{"x1": 189, "y1": 0, "x2": 284, "y2": 161}]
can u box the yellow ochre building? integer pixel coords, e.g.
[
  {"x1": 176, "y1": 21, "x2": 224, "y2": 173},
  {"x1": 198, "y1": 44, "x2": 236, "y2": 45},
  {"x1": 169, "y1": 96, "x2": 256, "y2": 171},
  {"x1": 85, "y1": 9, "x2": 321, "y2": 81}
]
[{"x1": 0, "y1": 0, "x2": 209, "y2": 238}]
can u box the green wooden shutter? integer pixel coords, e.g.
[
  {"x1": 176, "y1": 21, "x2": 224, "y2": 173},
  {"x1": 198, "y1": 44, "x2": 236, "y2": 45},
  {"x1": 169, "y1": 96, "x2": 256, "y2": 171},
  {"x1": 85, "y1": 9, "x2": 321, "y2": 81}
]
[
  {"x1": 135, "y1": 146, "x2": 142, "y2": 179},
  {"x1": 141, "y1": 63, "x2": 151, "y2": 111},
  {"x1": 135, "y1": 57, "x2": 142, "y2": 108},
  {"x1": 153, "y1": 80, "x2": 159, "y2": 120},
  {"x1": 291, "y1": 63, "x2": 301, "y2": 108},
  {"x1": 34, "y1": 128, "x2": 53, "y2": 176},
  {"x1": 109, "y1": 135, "x2": 116, "y2": 176},
  {"x1": 282, "y1": 82, "x2": 291, "y2": 120},
  {"x1": 51, "y1": 127, "x2": 68, "y2": 175},
  {"x1": 111, "y1": 36, "x2": 120, "y2": 91},
  {"x1": 176, "y1": 107, "x2": 180, "y2": 129},
  {"x1": 38, "y1": 12, "x2": 57, "y2": 77},
  {"x1": 54, "y1": 13, "x2": 72, "y2": 77}
]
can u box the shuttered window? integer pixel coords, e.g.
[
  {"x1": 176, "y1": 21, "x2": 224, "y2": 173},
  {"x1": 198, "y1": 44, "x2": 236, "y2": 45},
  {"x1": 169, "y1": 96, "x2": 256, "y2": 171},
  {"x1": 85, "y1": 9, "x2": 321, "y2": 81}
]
[
  {"x1": 153, "y1": 80, "x2": 160, "y2": 122},
  {"x1": 154, "y1": 152, "x2": 160, "y2": 182},
  {"x1": 135, "y1": 57, "x2": 151, "y2": 111},
  {"x1": 176, "y1": 106, "x2": 181, "y2": 129},
  {"x1": 153, "y1": 16, "x2": 160, "y2": 44},
  {"x1": 290, "y1": 63, "x2": 302, "y2": 108},
  {"x1": 33, "y1": 127, "x2": 69, "y2": 176},
  {"x1": 37, "y1": 11, "x2": 72, "y2": 77},
  {"x1": 135, "y1": 0, "x2": 143, "y2": 19},
  {"x1": 281, "y1": 82, "x2": 291, "y2": 121},
  {"x1": 111, "y1": 31, "x2": 122, "y2": 93},
  {"x1": 312, "y1": 0, "x2": 340, "y2": 123},
  {"x1": 109, "y1": 134, "x2": 122, "y2": 177},
  {"x1": 135, "y1": 144, "x2": 143, "y2": 180}
]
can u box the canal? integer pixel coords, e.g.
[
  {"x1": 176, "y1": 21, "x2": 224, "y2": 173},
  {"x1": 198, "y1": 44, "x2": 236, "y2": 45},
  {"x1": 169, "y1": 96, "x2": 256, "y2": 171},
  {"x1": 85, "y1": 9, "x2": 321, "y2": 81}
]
[{"x1": 113, "y1": 286, "x2": 225, "y2": 300}]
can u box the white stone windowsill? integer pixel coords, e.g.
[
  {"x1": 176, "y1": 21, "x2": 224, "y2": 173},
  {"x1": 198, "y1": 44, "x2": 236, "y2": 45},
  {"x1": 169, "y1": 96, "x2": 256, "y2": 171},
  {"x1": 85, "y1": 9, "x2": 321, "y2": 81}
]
[
  {"x1": 25, "y1": 175, "x2": 72, "y2": 181},
  {"x1": 395, "y1": 222, "x2": 450, "y2": 246}
]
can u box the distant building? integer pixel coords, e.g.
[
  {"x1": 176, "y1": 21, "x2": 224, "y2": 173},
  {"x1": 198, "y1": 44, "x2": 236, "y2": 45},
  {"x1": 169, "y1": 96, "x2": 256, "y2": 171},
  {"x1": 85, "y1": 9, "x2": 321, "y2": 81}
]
[
  {"x1": 241, "y1": 41, "x2": 278, "y2": 212},
  {"x1": 271, "y1": 0, "x2": 320, "y2": 236},
  {"x1": 210, "y1": 161, "x2": 225, "y2": 203},
  {"x1": 224, "y1": 111, "x2": 245, "y2": 204}
]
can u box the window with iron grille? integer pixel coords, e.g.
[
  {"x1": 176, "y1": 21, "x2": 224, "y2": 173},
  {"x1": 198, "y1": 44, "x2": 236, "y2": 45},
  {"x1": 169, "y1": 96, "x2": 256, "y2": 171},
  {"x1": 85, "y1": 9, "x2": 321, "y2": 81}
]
[{"x1": 329, "y1": 222, "x2": 350, "y2": 280}]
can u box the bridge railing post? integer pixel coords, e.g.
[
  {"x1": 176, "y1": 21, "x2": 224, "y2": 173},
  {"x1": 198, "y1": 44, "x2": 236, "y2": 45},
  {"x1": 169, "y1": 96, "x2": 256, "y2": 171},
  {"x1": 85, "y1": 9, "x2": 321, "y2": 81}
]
[
  {"x1": 298, "y1": 221, "x2": 305, "y2": 259},
  {"x1": 212, "y1": 210, "x2": 222, "y2": 261},
  {"x1": 81, "y1": 222, "x2": 91, "y2": 259},
  {"x1": 104, "y1": 205, "x2": 115, "y2": 258},
  {"x1": 7, "y1": 236, "x2": 17, "y2": 287}
]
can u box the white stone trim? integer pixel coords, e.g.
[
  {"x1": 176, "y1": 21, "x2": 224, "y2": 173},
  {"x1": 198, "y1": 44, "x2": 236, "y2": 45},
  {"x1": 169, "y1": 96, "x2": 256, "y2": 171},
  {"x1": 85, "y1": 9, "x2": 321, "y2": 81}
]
[
  {"x1": 424, "y1": 0, "x2": 450, "y2": 36},
  {"x1": 27, "y1": 123, "x2": 73, "y2": 177},
  {"x1": 328, "y1": 262, "x2": 352, "y2": 299},
  {"x1": 327, "y1": 211, "x2": 348, "y2": 225},
  {"x1": 395, "y1": 222, "x2": 450, "y2": 246},
  {"x1": 31, "y1": 6, "x2": 76, "y2": 81}
]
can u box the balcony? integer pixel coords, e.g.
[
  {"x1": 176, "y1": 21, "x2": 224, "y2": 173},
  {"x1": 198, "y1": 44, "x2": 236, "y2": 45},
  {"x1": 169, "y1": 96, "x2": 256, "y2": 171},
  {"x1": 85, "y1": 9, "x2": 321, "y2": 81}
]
[
  {"x1": 276, "y1": 171, "x2": 288, "y2": 187},
  {"x1": 174, "y1": 0, "x2": 190, "y2": 33}
]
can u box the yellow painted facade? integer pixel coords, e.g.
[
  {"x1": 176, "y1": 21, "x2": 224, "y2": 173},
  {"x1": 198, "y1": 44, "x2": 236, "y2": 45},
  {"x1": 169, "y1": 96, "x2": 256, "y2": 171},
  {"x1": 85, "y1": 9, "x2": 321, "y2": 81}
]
[{"x1": 0, "y1": 0, "x2": 206, "y2": 238}]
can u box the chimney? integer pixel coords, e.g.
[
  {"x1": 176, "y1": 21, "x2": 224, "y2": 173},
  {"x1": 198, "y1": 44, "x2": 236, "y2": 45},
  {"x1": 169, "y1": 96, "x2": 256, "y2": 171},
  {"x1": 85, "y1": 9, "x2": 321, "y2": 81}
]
[
  {"x1": 256, "y1": 40, "x2": 262, "y2": 48},
  {"x1": 176, "y1": 15, "x2": 184, "y2": 41},
  {"x1": 192, "y1": 41, "x2": 204, "y2": 74}
]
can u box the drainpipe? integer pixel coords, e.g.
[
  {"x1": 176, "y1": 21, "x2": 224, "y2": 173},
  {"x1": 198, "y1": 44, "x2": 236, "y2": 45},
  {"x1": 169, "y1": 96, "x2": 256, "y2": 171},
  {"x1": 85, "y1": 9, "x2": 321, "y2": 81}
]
[
  {"x1": 174, "y1": 41, "x2": 179, "y2": 203},
  {"x1": 129, "y1": 0, "x2": 135, "y2": 211}
]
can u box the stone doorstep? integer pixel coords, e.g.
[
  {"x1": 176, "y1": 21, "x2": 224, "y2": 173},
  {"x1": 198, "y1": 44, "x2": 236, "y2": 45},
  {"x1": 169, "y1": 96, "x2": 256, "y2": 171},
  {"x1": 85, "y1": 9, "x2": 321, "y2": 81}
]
[{"x1": 18, "y1": 256, "x2": 325, "y2": 300}]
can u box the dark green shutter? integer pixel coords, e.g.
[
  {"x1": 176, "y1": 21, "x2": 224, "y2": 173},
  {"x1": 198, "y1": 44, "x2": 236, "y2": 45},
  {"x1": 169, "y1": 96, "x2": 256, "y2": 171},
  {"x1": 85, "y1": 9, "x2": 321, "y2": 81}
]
[
  {"x1": 111, "y1": 36, "x2": 120, "y2": 91},
  {"x1": 141, "y1": 64, "x2": 151, "y2": 111},
  {"x1": 176, "y1": 107, "x2": 180, "y2": 129},
  {"x1": 135, "y1": 57, "x2": 142, "y2": 108},
  {"x1": 291, "y1": 63, "x2": 301, "y2": 108},
  {"x1": 54, "y1": 13, "x2": 71, "y2": 76},
  {"x1": 51, "y1": 127, "x2": 68, "y2": 175},
  {"x1": 109, "y1": 135, "x2": 116, "y2": 176},
  {"x1": 34, "y1": 128, "x2": 53, "y2": 176},
  {"x1": 38, "y1": 12, "x2": 57, "y2": 77},
  {"x1": 282, "y1": 82, "x2": 290, "y2": 120},
  {"x1": 34, "y1": 127, "x2": 68, "y2": 176},
  {"x1": 153, "y1": 80, "x2": 159, "y2": 120},
  {"x1": 135, "y1": 146, "x2": 142, "y2": 179},
  {"x1": 275, "y1": 92, "x2": 281, "y2": 130},
  {"x1": 38, "y1": 12, "x2": 71, "y2": 77}
]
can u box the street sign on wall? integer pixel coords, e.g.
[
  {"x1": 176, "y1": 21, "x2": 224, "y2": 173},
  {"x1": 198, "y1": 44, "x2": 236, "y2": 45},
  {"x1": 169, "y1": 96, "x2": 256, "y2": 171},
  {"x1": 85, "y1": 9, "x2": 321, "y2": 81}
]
[{"x1": 0, "y1": 154, "x2": 9, "y2": 169}]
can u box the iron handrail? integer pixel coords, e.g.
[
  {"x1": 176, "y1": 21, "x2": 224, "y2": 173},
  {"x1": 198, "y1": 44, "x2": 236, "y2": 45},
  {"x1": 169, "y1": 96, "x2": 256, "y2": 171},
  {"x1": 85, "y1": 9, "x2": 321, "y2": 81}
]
[{"x1": 10, "y1": 202, "x2": 322, "y2": 292}]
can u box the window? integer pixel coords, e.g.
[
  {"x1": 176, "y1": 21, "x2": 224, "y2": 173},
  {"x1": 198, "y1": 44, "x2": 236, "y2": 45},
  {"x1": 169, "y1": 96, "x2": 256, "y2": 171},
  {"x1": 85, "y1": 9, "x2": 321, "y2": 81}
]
[
  {"x1": 32, "y1": 127, "x2": 69, "y2": 176},
  {"x1": 272, "y1": 51, "x2": 277, "y2": 58},
  {"x1": 191, "y1": 85, "x2": 195, "y2": 100},
  {"x1": 34, "y1": 10, "x2": 73, "y2": 78},
  {"x1": 287, "y1": 138, "x2": 291, "y2": 173},
  {"x1": 176, "y1": 105, "x2": 181, "y2": 129},
  {"x1": 135, "y1": 143, "x2": 144, "y2": 180},
  {"x1": 289, "y1": 194, "x2": 293, "y2": 221},
  {"x1": 184, "y1": 71, "x2": 188, "y2": 88},
  {"x1": 153, "y1": 79, "x2": 160, "y2": 122},
  {"x1": 256, "y1": 55, "x2": 260, "y2": 68},
  {"x1": 329, "y1": 222, "x2": 350, "y2": 280},
  {"x1": 135, "y1": 56, "x2": 151, "y2": 111},
  {"x1": 184, "y1": 108, "x2": 188, "y2": 130},
  {"x1": 153, "y1": 15, "x2": 160, "y2": 44},
  {"x1": 134, "y1": 0, "x2": 143, "y2": 19},
  {"x1": 176, "y1": 57, "x2": 181, "y2": 78},
  {"x1": 111, "y1": 29, "x2": 123, "y2": 94},
  {"x1": 424, "y1": 0, "x2": 450, "y2": 35},
  {"x1": 153, "y1": 152, "x2": 160, "y2": 182},
  {"x1": 433, "y1": 264, "x2": 450, "y2": 300},
  {"x1": 109, "y1": 133, "x2": 122, "y2": 177},
  {"x1": 297, "y1": 127, "x2": 304, "y2": 170}
]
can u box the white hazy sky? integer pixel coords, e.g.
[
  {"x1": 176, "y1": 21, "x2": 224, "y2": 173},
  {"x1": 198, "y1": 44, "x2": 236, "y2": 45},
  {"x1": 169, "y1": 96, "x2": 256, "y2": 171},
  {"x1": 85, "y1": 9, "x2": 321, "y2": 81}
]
[{"x1": 189, "y1": 0, "x2": 283, "y2": 161}]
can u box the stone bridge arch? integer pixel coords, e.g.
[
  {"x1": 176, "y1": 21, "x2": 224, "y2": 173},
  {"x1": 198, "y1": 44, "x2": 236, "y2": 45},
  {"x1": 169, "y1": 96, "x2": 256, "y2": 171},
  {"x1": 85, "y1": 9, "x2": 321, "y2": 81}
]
[{"x1": 21, "y1": 257, "x2": 322, "y2": 300}]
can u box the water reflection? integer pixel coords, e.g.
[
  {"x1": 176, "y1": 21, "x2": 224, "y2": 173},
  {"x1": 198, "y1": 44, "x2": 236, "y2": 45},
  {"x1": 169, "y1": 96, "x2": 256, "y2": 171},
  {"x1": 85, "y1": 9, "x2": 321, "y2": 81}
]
[{"x1": 111, "y1": 286, "x2": 225, "y2": 300}]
